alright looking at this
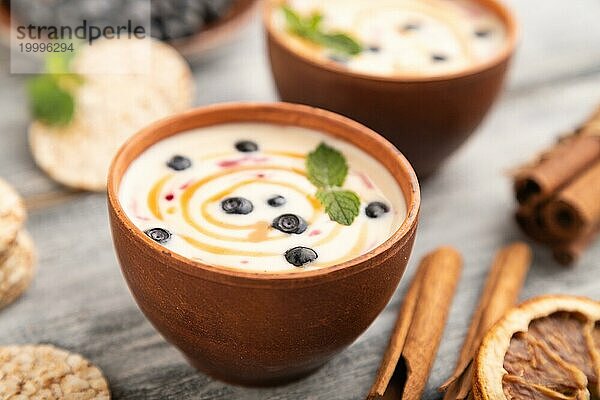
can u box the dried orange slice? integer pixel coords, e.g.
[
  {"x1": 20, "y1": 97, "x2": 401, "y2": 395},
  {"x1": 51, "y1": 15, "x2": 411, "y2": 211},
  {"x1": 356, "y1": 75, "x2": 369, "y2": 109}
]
[{"x1": 474, "y1": 295, "x2": 600, "y2": 400}]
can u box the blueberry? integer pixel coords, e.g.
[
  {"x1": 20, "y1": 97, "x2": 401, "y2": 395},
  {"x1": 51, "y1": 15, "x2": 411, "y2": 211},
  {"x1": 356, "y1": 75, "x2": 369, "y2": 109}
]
[
  {"x1": 221, "y1": 197, "x2": 253, "y2": 214},
  {"x1": 368, "y1": 45, "x2": 381, "y2": 53},
  {"x1": 401, "y1": 22, "x2": 420, "y2": 32},
  {"x1": 167, "y1": 155, "x2": 192, "y2": 171},
  {"x1": 365, "y1": 202, "x2": 390, "y2": 218},
  {"x1": 272, "y1": 214, "x2": 307, "y2": 234},
  {"x1": 328, "y1": 54, "x2": 348, "y2": 64},
  {"x1": 204, "y1": 0, "x2": 233, "y2": 22},
  {"x1": 284, "y1": 247, "x2": 318, "y2": 267},
  {"x1": 162, "y1": 17, "x2": 193, "y2": 39},
  {"x1": 149, "y1": 0, "x2": 234, "y2": 40},
  {"x1": 144, "y1": 228, "x2": 171, "y2": 244},
  {"x1": 474, "y1": 29, "x2": 492, "y2": 38},
  {"x1": 235, "y1": 140, "x2": 259, "y2": 153},
  {"x1": 431, "y1": 54, "x2": 448, "y2": 62},
  {"x1": 267, "y1": 195, "x2": 286, "y2": 207},
  {"x1": 7, "y1": 0, "x2": 235, "y2": 42}
]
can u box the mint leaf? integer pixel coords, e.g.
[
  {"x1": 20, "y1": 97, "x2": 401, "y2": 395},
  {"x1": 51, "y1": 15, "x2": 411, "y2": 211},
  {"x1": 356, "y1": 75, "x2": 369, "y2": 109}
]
[
  {"x1": 27, "y1": 48, "x2": 82, "y2": 127},
  {"x1": 308, "y1": 13, "x2": 322, "y2": 30},
  {"x1": 281, "y1": 5, "x2": 363, "y2": 56},
  {"x1": 27, "y1": 76, "x2": 75, "y2": 126},
  {"x1": 306, "y1": 142, "x2": 361, "y2": 225},
  {"x1": 282, "y1": 5, "x2": 304, "y2": 31},
  {"x1": 45, "y1": 50, "x2": 76, "y2": 74},
  {"x1": 46, "y1": 51, "x2": 84, "y2": 87},
  {"x1": 306, "y1": 142, "x2": 348, "y2": 187},
  {"x1": 316, "y1": 32, "x2": 362, "y2": 56},
  {"x1": 316, "y1": 189, "x2": 360, "y2": 226}
]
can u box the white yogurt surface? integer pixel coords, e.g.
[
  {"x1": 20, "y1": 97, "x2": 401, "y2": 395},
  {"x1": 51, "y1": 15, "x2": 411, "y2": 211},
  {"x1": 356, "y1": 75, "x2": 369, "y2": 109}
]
[
  {"x1": 273, "y1": 0, "x2": 507, "y2": 77},
  {"x1": 119, "y1": 123, "x2": 406, "y2": 273}
]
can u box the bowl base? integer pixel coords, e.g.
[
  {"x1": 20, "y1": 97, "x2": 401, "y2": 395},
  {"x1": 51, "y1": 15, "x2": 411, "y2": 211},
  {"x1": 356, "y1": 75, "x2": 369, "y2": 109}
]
[{"x1": 184, "y1": 355, "x2": 327, "y2": 387}]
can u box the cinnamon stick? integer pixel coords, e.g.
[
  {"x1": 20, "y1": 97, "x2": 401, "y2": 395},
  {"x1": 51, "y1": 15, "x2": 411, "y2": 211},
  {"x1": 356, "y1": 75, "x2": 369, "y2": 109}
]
[
  {"x1": 367, "y1": 247, "x2": 463, "y2": 400},
  {"x1": 552, "y1": 225, "x2": 600, "y2": 265},
  {"x1": 515, "y1": 204, "x2": 561, "y2": 245},
  {"x1": 512, "y1": 107, "x2": 600, "y2": 264},
  {"x1": 542, "y1": 159, "x2": 600, "y2": 240},
  {"x1": 366, "y1": 256, "x2": 427, "y2": 400},
  {"x1": 439, "y1": 243, "x2": 531, "y2": 400},
  {"x1": 513, "y1": 135, "x2": 600, "y2": 204},
  {"x1": 580, "y1": 106, "x2": 600, "y2": 136},
  {"x1": 516, "y1": 202, "x2": 599, "y2": 265}
]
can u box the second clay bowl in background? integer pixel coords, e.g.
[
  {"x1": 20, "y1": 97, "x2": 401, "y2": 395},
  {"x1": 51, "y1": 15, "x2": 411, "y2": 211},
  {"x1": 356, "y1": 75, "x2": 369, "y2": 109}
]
[{"x1": 263, "y1": 0, "x2": 518, "y2": 178}]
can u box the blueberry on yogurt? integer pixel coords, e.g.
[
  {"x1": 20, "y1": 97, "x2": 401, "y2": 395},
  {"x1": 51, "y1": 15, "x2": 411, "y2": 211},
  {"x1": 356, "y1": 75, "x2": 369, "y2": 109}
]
[
  {"x1": 365, "y1": 202, "x2": 390, "y2": 218},
  {"x1": 144, "y1": 228, "x2": 171, "y2": 244},
  {"x1": 221, "y1": 197, "x2": 254, "y2": 214},
  {"x1": 474, "y1": 28, "x2": 493, "y2": 38},
  {"x1": 167, "y1": 155, "x2": 192, "y2": 171},
  {"x1": 272, "y1": 214, "x2": 307, "y2": 234},
  {"x1": 328, "y1": 54, "x2": 348, "y2": 64},
  {"x1": 267, "y1": 195, "x2": 286, "y2": 207},
  {"x1": 235, "y1": 140, "x2": 259, "y2": 153},
  {"x1": 401, "y1": 22, "x2": 420, "y2": 32},
  {"x1": 285, "y1": 247, "x2": 318, "y2": 267}
]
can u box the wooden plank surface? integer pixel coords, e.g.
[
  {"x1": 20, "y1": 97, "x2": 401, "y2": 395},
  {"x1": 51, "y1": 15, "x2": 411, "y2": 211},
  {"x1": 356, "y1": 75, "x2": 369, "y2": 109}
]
[{"x1": 1, "y1": 1, "x2": 599, "y2": 399}]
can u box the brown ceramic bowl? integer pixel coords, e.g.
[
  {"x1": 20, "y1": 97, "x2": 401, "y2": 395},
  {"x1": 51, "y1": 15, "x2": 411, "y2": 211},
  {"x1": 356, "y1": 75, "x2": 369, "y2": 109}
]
[
  {"x1": 264, "y1": 0, "x2": 518, "y2": 178},
  {"x1": 168, "y1": 0, "x2": 259, "y2": 62},
  {"x1": 0, "y1": 0, "x2": 258, "y2": 61},
  {"x1": 107, "y1": 102, "x2": 420, "y2": 386}
]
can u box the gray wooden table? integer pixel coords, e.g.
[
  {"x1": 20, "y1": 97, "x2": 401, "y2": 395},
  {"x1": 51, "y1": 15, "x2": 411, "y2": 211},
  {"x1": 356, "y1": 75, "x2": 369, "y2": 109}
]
[{"x1": 1, "y1": 1, "x2": 599, "y2": 398}]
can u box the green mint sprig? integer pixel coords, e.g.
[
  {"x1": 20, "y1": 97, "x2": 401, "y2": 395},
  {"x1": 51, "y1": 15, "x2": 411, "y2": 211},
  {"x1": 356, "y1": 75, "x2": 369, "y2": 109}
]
[
  {"x1": 27, "y1": 77, "x2": 75, "y2": 127},
  {"x1": 307, "y1": 143, "x2": 361, "y2": 226},
  {"x1": 281, "y1": 5, "x2": 363, "y2": 56},
  {"x1": 27, "y1": 48, "x2": 82, "y2": 127}
]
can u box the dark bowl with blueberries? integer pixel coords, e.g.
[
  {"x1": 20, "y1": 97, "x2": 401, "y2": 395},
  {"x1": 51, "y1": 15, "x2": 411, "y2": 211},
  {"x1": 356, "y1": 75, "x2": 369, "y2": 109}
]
[
  {"x1": 264, "y1": 0, "x2": 518, "y2": 178},
  {"x1": 1, "y1": 0, "x2": 257, "y2": 60},
  {"x1": 107, "y1": 102, "x2": 420, "y2": 386}
]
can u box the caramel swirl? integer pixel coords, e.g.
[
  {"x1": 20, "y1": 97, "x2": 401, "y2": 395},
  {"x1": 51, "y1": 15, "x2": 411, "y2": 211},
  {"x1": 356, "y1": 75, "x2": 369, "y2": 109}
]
[
  {"x1": 145, "y1": 162, "x2": 368, "y2": 264},
  {"x1": 119, "y1": 124, "x2": 405, "y2": 271}
]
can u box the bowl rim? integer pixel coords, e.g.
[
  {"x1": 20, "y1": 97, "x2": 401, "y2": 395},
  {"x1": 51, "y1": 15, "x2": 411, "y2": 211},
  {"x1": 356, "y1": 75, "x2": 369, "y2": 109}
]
[
  {"x1": 107, "y1": 102, "x2": 420, "y2": 284},
  {"x1": 168, "y1": 0, "x2": 260, "y2": 58},
  {"x1": 262, "y1": 0, "x2": 519, "y2": 83},
  {"x1": 0, "y1": 0, "x2": 259, "y2": 58}
]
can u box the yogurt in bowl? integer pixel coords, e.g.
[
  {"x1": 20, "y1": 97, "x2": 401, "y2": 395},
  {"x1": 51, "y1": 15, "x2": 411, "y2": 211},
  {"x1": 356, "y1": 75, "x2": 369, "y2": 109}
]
[
  {"x1": 265, "y1": 0, "x2": 517, "y2": 178},
  {"x1": 119, "y1": 123, "x2": 405, "y2": 272},
  {"x1": 271, "y1": 0, "x2": 508, "y2": 77},
  {"x1": 108, "y1": 103, "x2": 419, "y2": 385}
]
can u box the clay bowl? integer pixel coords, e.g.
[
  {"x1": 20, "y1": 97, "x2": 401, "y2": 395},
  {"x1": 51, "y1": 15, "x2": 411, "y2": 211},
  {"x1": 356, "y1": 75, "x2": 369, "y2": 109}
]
[
  {"x1": 0, "y1": 0, "x2": 258, "y2": 61},
  {"x1": 263, "y1": 0, "x2": 518, "y2": 178},
  {"x1": 107, "y1": 102, "x2": 420, "y2": 386},
  {"x1": 169, "y1": 0, "x2": 259, "y2": 62}
]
